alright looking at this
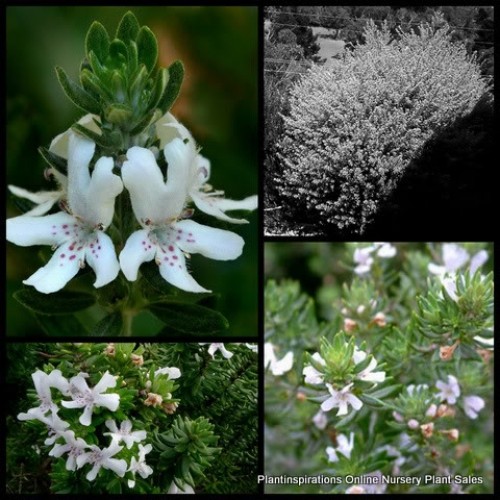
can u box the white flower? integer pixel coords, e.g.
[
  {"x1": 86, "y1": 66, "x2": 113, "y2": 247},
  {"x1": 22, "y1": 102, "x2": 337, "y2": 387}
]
[
  {"x1": 17, "y1": 369, "x2": 69, "y2": 421},
  {"x1": 374, "y1": 242, "x2": 397, "y2": 258},
  {"x1": 7, "y1": 133, "x2": 123, "y2": 293},
  {"x1": 302, "y1": 352, "x2": 326, "y2": 385},
  {"x1": 463, "y1": 395, "x2": 485, "y2": 419},
  {"x1": 61, "y1": 371, "x2": 120, "y2": 426},
  {"x1": 326, "y1": 432, "x2": 354, "y2": 462},
  {"x1": 155, "y1": 112, "x2": 257, "y2": 224},
  {"x1": 119, "y1": 144, "x2": 244, "y2": 293},
  {"x1": 245, "y1": 343, "x2": 258, "y2": 353},
  {"x1": 104, "y1": 420, "x2": 147, "y2": 449},
  {"x1": 441, "y1": 274, "x2": 459, "y2": 302},
  {"x1": 127, "y1": 443, "x2": 153, "y2": 488},
  {"x1": 353, "y1": 246, "x2": 375, "y2": 275},
  {"x1": 154, "y1": 367, "x2": 181, "y2": 379},
  {"x1": 321, "y1": 383, "x2": 363, "y2": 416},
  {"x1": 76, "y1": 441, "x2": 127, "y2": 481},
  {"x1": 205, "y1": 343, "x2": 233, "y2": 359},
  {"x1": 312, "y1": 409, "x2": 327, "y2": 430},
  {"x1": 39, "y1": 411, "x2": 71, "y2": 446},
  {"x1": 265, "y1": 342, "x2": 293, "y2": 376},
  {"x1": 406, "y1": 383, "x2": 428, "y2": 396},
  {"x1": 436, "y1": 375, "x2": 460, "y2": 405},
  {"x1": 356, "y1": 357, "x2": 386, "y2": 384},
  {"x1": 168, "y1": 480, "x2": 195, "y2": 494},
  {"x1": 49, "y1": 430, "x2": 88, "y2": 471},
  {"x1": 428, "y1": 243, "x2": 488, "y2": 276}
]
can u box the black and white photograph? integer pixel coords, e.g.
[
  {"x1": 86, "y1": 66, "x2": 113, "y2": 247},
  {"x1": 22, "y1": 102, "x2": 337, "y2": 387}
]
[{"x1": 264, "y1": 6, "x2": 494, "y2": 238}]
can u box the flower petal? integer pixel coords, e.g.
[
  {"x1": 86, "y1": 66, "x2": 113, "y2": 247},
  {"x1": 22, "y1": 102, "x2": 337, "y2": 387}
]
[
  {"x1": 104, "y1": 458, "x2": 127, "y2": 477},
  {"x1": 66, "y1": 133, "x2": 96, "y2": 217},
  {"x1": 95, "y1": 393, "x2": 120, "y2": 412},
  {"x1": 174, "y1": 220, "x2": 244, "y2": 261},
  {"x1": 7, "y1": 212, "x2": 76, "y2": 247},
  {"x1": 163, "y1": 138, "x2": 193, "y2": 213},
  {"x1": 79, "y1": 405, "x2": 94, "y2": 426},
  {"x1": 23, "y1": 244, "x2": 84, "y2": 294},
  {"x1": 347, "y1": 393, "x2": 363, "y2": 411},
  {"x1": 86, "y1": 464, "x2": 101, "y2": 481},
  {"x1": 50, "y1": 114, "x2": 100, "y2": 159},
  {"x1": 119, "y1": 229, "x2": 157, "y2": 281},
  {"x1": 321, "y1": 396, "x2": 338, "y2": 412},
  {"x1": 155, "y1": 112, "x2": 193, "y2": 148},
  {"x1": 80, "y1": 156, "x2": 123, "y2": 227},
  {"x1": 470, "y1": 250, "x2": 488, "y2": 274},
  {"x1": 191, "y1": 193, "x2": 256, "y2": 224},
  {"x1": 84, "y1": 232, "x2": 120, "y2": 288},
  {"x1": 157, "y1": 246, "x2": 209, "y2": 293},
  {"x1": 8, "y1": 185, "x2": 61, "y2": 216},
  {"x1": 94, "y1": 371, "x2": 117, "y2": 393},
  {"x1": 122, "y1": 147, "x2": 175, "y2": 223}
]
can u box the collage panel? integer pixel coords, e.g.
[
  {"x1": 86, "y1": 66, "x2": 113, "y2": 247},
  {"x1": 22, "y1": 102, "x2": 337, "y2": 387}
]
[
  {"x1": 6, "y1": 6, "x2": 258, "y2": 337},
  {"x1": 264, "y1": 5, "x2": 494, "y2": 239},
  {"x1": 264, "y1": 242, "x2": 493, "y2": 494},
  {"x1": 6, "y1": 342, "x2": 258, "y2": 494}
]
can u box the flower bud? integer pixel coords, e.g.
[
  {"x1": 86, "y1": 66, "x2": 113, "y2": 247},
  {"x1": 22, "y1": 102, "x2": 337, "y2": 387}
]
[
  {"x1": 346, "y1": 486, "x2": 366, "y2": 494},
  {"x1": 144, "y1": 392, "x2": 163, "y2": 407},
  {"x1": 392, "y1": 411, "x2": 404, "y2": 423},
  {"x1": 296, "y1": 392, "x2": 307, "y2": 402},
  {"x1": 356, "y1": 305, "x2": 366, "y2": 315},
  {"x1": 436, "y1": 404, "x2": 456, "y2": 418},
  {"x1": 131, "y1": 354, "x2": 144, "y2": 366},
  {"x1": 344, "y1": 318, "x2": 357, "y2": 332},
  {"x1": 407, "y1": 419, "x2": 419, "y2": 430},
  {"x1": 162, "y1": 402, "x2": 179, "y2": 415},
  {"x1": 420, "y1": 422, "x2": 434, "y2": 439},
  {"x1": 440, "y1": 428, "x2": 459, "y2": 442},
  {"x1": 372, "y1": 312, "x2": 387, "y2": 327},
  {"x1": 104, "y1": 343, "x2": 116, "y2": 356},
  {"x1": 439, "y1": 341, "x2": 458, "y2": 361},
  {"x1": 425, "y1": 404, "x2": 437, "y2": 418}
]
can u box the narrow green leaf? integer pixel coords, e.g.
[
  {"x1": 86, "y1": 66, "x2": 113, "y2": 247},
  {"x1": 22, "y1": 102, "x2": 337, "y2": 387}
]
[
  {"x1": 55, "y1": 66, "x2": 101, "y2": 114},
  {"x1": 108, "y1": 39, "x2": 128, "y2": 69},
  {"x1": 159, "y1": 61, "x2": 184, "y2": 113},
  {"x1": 14, "y1": 288, "x2": 95, "y2": 315},
  {"x1": 129, "y1": 109, "x2": 156, "y2": 136},
  {"x1": 71, "y1": 123, "x2": 119, "y2": 150},
  {"x1": 148, "y1": 67, "x2": 168, "y2": 111},
  {"x1": 80, "y1": 69, "x2": 113, "y2": 101},
  {"x1": 149, "y1": 302, "x2": 229, "y2": 335},
  {"x1": 85, "y1": 21, "x2": 110, "y2": 61},
  {"x1": 129, "y1": 64, "x2": 149, "y2": 107},
  {"x1": 104, "y1": 103, "x2": 134, "y2": 127},
  {"x1": 137, "y1": 26, "x2": 158, "y2": 73},
  {"x1": 87, "y1": 51, "x2": 108, "y2": 82},
  {"x1": 369, "y1": 383, "x2": 401, "y2": 399},
  {"x1": 90, "y1": 312, "x2": 123, "y2": 336},
  {"x1": 35, "y1": 313, "x2": 89, "y2": 336},
  {"x1": 116, "y1": 11, "x2": 140, "y2": 43},
  {"x1": 38, "y1": 146, "x2": 67, "y2": 172},
  {"x1": 127, "y1": 40, "x2": 139, "y2": 76}
]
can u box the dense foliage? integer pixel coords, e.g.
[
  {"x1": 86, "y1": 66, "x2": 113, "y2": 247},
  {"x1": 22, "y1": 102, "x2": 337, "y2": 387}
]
[
  {"x1": 7, "y1": 342, "x2": 258, "y2": 494},
  {"x1": 273, "y1": 17, "x2": 489, "y2": 235},
  {"x1": 265, "y1": 243, "x2": 493, "y2": 494}
]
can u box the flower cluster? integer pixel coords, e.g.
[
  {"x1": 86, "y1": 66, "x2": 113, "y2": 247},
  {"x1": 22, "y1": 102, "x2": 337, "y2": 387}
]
[
  {"x1": 7, "y1": 111, "x2": 256, "y2": 294},
  {"x1": 17, "y1": 364, "x2": 181, "y2": 486}
]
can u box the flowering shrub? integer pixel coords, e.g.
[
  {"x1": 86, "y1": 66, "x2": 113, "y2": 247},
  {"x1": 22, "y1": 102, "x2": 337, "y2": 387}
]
[
  {"x1": 265, "y1": 243, "x2": 493, "y2": 494},
  {"x1": 275, "y1": 16, "x2": 490, "y2": 234},
  {"x1": 6, "y1": 11, "x2": 257, "y2": 335},
  {"x1": 7, "y1": 342, "x2": 258, "y2": 494}
]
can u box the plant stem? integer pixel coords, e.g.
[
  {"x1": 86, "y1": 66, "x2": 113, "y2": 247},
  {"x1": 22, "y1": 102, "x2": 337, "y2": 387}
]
[{"x1": 122, "y1": 309, "x2": 135, "y2": 336}]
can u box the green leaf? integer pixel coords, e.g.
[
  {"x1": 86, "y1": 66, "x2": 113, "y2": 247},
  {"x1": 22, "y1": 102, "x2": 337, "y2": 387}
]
[
  {"x1": 14, "y1": 289, "x2": 95, "y2": 315},
  {"x1": 116, "y1": 11, "x2": 140, "y2": 43},
  {"x1": 148, "y1": 67, "x2": 168, "y2": 111},
  {"x1": 149, "y1": 302, "x2": 229, "y2": 335},
  {"x1": 80, "y1": 68, "x2": 113, "y2": 101},
  {"x1": 159, "y1": 60, "x2": 184, "y2": 113},
  {"x1": 137, "y1": 26, "x2": 158, "y2": 73},
  {"x1": 108, "y1": 39, "x2": 128, "y2": 68},
  {"x1": 71, "y1": 123, "x2": 120, "y2": 150},
  {"x1": 104, "y1": 103, "x2": 134, "y2": 127},
  {"x1": 85, "y1": 21, "x2": 110, "y2": 61},
  {"x1": 35, "y1": 313, "x2": 89, "y2": 336},
  {"x1": 90, "y1": 312, "x2": 123, "y2": 336},
  {"x1": 369, "y1": 383, "x2": 401, "y2": 399},
  {"x1": 38, "y1": 146, "x2": 67, "y2": 172},
  {"x1": 55, "y1": 67, "x2": 101, "y2": 114}
]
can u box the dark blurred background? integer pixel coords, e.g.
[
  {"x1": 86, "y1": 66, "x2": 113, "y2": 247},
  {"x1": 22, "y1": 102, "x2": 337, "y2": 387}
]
[{"x1": 6, "y1": 6, "x2": 258, "y2": 336}]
